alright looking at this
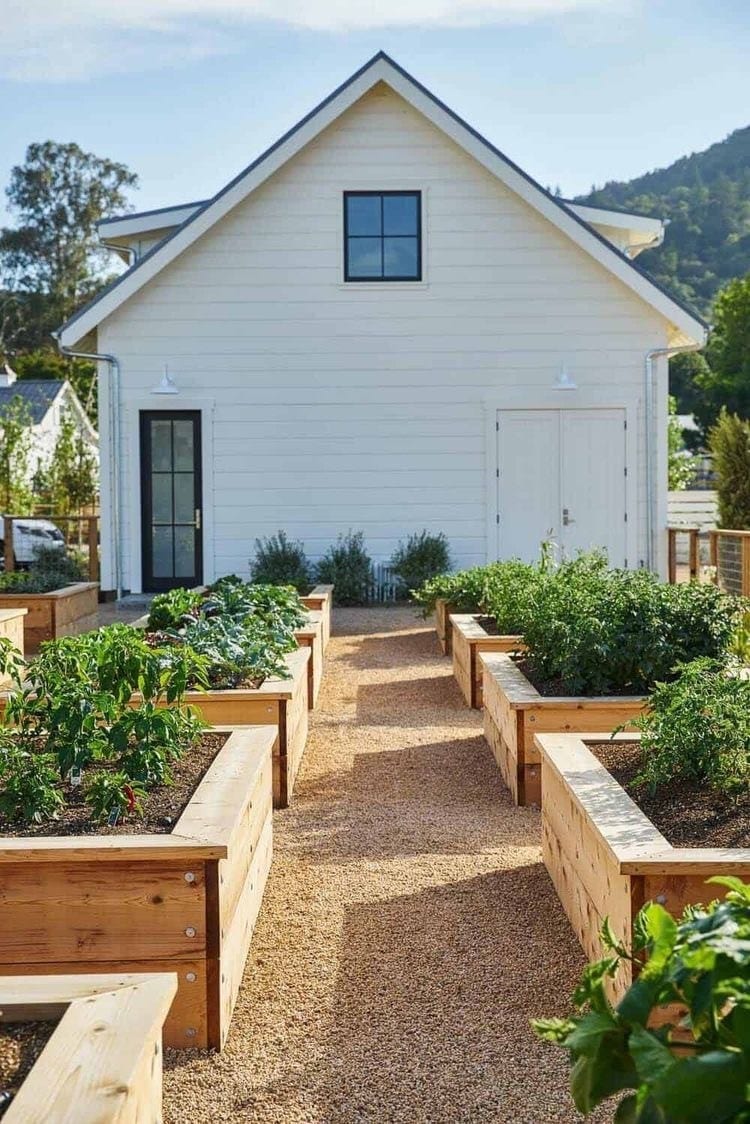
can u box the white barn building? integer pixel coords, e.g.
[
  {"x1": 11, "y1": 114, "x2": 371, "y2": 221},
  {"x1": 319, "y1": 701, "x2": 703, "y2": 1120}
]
[{"x1": 55, "y1": 53, "x2": 705, "y2": 597}]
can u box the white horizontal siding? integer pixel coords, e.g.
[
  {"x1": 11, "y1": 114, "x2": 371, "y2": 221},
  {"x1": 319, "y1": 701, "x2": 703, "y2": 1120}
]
[{"x1": 98, "y1": 83, "x2": 670, "y2": 591}]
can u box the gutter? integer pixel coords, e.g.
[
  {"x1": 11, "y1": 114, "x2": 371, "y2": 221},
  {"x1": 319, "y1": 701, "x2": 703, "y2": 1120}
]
[
  {"x1": 644, "y1": 338, "x2": 704, "y2": 572},
  {"x1": 52, "y1": 338, "x2": 123, "y2": 600}
]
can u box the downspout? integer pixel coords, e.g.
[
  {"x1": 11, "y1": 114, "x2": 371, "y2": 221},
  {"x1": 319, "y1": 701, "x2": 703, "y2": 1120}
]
[
  {"x1": 644, "y1": 340, "x2": 703, "y2": 572},
  {"x1": 52, "y1": 338, "x2": 123, "y2": 600}
]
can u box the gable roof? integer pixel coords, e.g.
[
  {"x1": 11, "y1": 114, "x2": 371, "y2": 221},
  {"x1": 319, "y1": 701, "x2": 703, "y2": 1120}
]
[
  {"x1": 56, "y1": 51, "x2": 707, "y2": 349},
  {"x1": 0, "y1": 380, "x2": 66, "y2": 424}
]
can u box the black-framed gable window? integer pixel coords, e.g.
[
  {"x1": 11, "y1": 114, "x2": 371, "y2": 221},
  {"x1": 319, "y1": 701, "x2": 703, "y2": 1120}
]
[{"x1": 344, "y1": 191, "x2": 421, "y2": 281}]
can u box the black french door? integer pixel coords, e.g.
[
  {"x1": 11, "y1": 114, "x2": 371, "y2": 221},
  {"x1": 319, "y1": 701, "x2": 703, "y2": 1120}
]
[{"x1": 140, "y1": 411, "x2": 202, "y2": 592}]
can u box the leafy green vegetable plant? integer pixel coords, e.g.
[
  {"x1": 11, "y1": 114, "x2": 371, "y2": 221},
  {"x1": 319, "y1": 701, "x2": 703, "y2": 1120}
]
[
  {"x1": 0, "y1": 543, "x2": 86, "y2": 595},
  {"x1": 158, "y1": 614, "x2": 292, "y2": 690},
  {"x1": 146, "y1": 587, "x2": 202, "y2": 631},
  {"x1": 250, "y1": 531, "x2": 312, "y2": 592},
  {"x1": 521, "y1": 554, "x2": 740, "y2": 695},
  {"x1": 630, "y1": 657, "x2": 750, "y2": 795},
  {"x1": 390, "y1": 531, "x2": 451, "y2": 599},
  {"x1": 533, "y1": 877, "x2": 750, "y2": 1123},
  {"x1": 0, "y1": 625, "x2": 206, "y2": 826}
]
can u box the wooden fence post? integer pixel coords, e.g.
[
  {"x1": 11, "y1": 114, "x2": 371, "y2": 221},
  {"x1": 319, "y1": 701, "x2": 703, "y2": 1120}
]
[
  {"x1": 667, "y1": 528, "x2": 677, "y2": 584},
  {"x1": 4, "y1": 517, "x2": 14, "y2": 573},
  {"x1": 87, "y1": 516, "x2": 99, "y2": 583},
  {"x1": 688, "y1": 529, "x2": 699, "y2": 581}
]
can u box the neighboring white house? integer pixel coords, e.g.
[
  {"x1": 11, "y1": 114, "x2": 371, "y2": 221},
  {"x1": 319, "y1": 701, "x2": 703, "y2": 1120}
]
[
  {"x1": 0, "y1": 362, "x2": 99, "y2": 485},
  {"x1": 55, "y1": 52, "x2": 706, "y2": 597}
]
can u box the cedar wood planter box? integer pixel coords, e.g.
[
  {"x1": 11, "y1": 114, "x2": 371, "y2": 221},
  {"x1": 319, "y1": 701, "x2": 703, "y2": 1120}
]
[
  {"x1": 450, "y1": 614, "x2": 522, "y2": 709},
  {"x1": 0, "y1": 582, "x2": 99, "y2": 654},
  {"x1": 0, "y1": 725, "x2": 275, "y2": 1051},
  {"x1": 534, "y1": 732, "x2": 750, "y2": 1000},
  {"x1": 0, "y1": 972, "x2": 176, "y2": 1121},
  {"x1": 300, "y1": 584, "x2": 333, "y2": 652},
  {"x1": 294, "y1": 610, "x2": 324, "y2": 709},
  {"x1": 0, "y1": 608, "x2": 26, "y2": 685},
  {"x1": 480, "y1": 653, "x2": 645, "y2": 807},
  {"x1": 435, "y1": 599, "x2": 460, "y2": 656}
]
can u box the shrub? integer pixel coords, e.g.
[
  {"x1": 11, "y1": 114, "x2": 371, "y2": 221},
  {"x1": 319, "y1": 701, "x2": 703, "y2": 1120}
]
[
  {"x1": 480, "y1": 560, "x2": 546, "y2": 635},
  {"x1": 709, "y1": 409, "x2": 750, "y2": 529},
  {"x1": 0, "y1": 543, "x2": 86, "y2": 594},
  {"x1": 250, "y1": 531, "x2": 312, "y2": 592},
  {"x1": 632, "y1": 658, "x2": 750, "y2": 795},
  {"x1": 522, "y1": 554, "x2": 740, "y2": 695},
  {"x1": 316, "y1": 531, "x2": 373, "y2": 606},
  {"x1": 389, "y1": 531, "x2": 451, "y2": 599},
  {"x1": 0, "y1": 625, "x2": 205, "y2": 825},
  {"x1": 533, "y1": 877, "x2": 750, "y2": 1122}
]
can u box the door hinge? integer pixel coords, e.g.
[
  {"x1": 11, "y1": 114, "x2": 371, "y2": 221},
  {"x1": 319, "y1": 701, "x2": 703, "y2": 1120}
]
[
  {"x1": 624, "y1": 419, "x2": 627, "y2": 430},
  {"x1": 624, "y1": 512, "x2": 628, "y2": 523},
  {"x1": 496, "y1": 468, "x2": 499, "y2": 478},
  {"x1": 624, "y1": 466, "x2": 628, "y2": 477},
  {"x1": 496, "y1": 514, "x2": 500, "y2": 525},
  {"x1": 496, "y1": 420, "x2": 499, "y2": 432}
]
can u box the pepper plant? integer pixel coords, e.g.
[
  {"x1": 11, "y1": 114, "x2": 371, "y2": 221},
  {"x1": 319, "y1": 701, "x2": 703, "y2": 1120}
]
[{"x1": 533, "y1": 877, "x2": 750, "y2": 1122}]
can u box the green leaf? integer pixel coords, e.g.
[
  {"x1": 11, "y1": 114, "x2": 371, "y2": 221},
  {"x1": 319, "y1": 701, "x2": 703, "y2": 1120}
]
[
  {"x1": 570, "y1": 1033, "x2": 639, "y2": 1113},
  {"x1": 652, "y1": 1050, "x2": 748, "y2": 1122},
  {"x1": 628, "y1": 1025, "x2": 675, "y2": 1085},
  {"x1": 564, "y1": 1011, "x2": 620, "y2": 1056}
]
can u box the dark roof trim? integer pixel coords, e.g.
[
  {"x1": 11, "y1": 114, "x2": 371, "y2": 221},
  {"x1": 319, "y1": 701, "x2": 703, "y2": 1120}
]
[{"x1": 58, "y1": 50, "x2": 707, "y2": 340}]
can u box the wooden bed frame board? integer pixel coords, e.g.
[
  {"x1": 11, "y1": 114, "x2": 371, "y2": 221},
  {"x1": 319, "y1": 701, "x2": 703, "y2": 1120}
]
[
  {"x1": 0, "y1": 726, "x2": 275, "y2": 1050},
  {"x1": 300, "y1": 584, "x2": 333, "y2": 652},
  {"x1": 450, "y1": 615, "x2": 522, "y2": 709},
  {"x1": 0, "y1": 972, "x2": 176, "y2": 1123},
  {"x1": 535, "y1": 731, "x2": 750, "y2": 999},
  {"x1": 0, "y1": 583, "x2": 99, "y2": 654},
  {"x1": 480, "y1": 653, "x2": 645, "y2": 807},
  {"x1": 293, "y1": 610, "x2": 324, "y2": 709},
  {"x1": 0, "y1": 609, "x2": 25, "y2": 686}
]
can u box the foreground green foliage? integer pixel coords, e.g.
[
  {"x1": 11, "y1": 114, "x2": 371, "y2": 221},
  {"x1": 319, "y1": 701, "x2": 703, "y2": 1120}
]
[
  {"x1": 250, "y1": 531, "x2": 312, "y2": 592},
  {"x1": 632, "y1": 658, "x2": 750, "y2": 795},
  {"x1": 316, "y1": 531, "x2": 373, "y2": 606},
  {"x1": 533, "y1": 878, "x2": 750, "y2": 1123},
  {"x1": 0, "y1": 625, "x2": 206, "y2": 825},
  {"x1": 710, "y1": 410, "x2": 750, "y2": 529},
  {"x1": 521, "y1": 554, "x2": 739, "y2": 695},
  {"x1": 390, "y1": 531, "x2": 451, "y2": 599}
]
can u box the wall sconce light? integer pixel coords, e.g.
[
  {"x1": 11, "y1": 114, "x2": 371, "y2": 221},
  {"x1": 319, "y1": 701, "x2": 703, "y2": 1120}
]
[
  {"x1": 554, "y1": 363, "x2": 577, "y2": 391},
  {"x1": 152, "y1": 365, "x2": 179, "y2": 395}
]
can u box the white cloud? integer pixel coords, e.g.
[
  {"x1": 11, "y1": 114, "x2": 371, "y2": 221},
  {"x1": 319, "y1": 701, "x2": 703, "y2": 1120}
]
[{"x1": 2, "y1": 0, "x2": 630, "y2": 80}]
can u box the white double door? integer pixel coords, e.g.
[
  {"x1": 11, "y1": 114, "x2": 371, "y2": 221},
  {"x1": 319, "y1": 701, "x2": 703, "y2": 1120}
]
[{"x1": 496, "y1": 407, "x2": 628, "y2": 566}]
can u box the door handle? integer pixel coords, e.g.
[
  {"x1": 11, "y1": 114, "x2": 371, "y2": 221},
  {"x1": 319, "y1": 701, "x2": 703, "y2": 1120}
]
[
  {"x1": 562, "y1": 508, "x2": 575, "y2": 526},
  {"x1": 195, "y1": 508, "x2": 202, "y2": 531}
]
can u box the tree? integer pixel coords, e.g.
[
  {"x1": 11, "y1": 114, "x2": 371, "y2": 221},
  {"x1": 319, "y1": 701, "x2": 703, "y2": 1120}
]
[
  {"x1": 667, "y1": 396, "x2": 697, "y2": 490},
  {"x1": 709, "y1": 409, "x2": 750, "y2": 529},
  {"x1": 38, "y1": 409, "x2": 98, "y2": 517},
  {"x1": 0, "y1": 396, "x2": 34, "y2": 514},
  {"x1": 0, "y1": 141, "x2": 138, "y2": 335}
]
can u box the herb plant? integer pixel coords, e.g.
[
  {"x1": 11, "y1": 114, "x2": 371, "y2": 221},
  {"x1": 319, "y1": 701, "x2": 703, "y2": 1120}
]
[
  {"x1": 250, "y1": 531, "x2": 312, "y2": 592},
  {"x1": 390, "y1": 531, "x2": 451, "y2": 599},
  {"x1": 631, "y1": 657, "x2": 750, "y2": 795},
  {"x1": 533, "y1": 877, "x2": 750, "y2": 1123},
  {"x1": 521, "y1": 554, "x2": 740, "y2": 695}
]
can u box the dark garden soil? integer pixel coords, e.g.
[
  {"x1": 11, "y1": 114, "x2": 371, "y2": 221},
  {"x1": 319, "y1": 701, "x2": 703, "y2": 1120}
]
[
  {"x1": 515, "y1": 658, "x2": 643, "y2": 699},
  {"x1": 590, "y1": 740, "x2": 750, "y2": 848},
  {"x1": 0, "y1": 1020, "x2": 57, "y2": 1119},
  {"x1": 0, "y1": 732, "x2": 228, "y2": 838},
  {"x1": 475, "y1": 615, "x2": 500, "y2": 635}
]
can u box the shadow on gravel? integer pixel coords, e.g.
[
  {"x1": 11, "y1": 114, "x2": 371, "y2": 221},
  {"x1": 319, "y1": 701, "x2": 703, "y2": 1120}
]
[
  {"x1": 285, "y1": 736, "x2": 540, "y2": 862},
  {"x1": 313, "y1": 864, "x2": 585, "y2": 1124},
  {"x1": 338, "y1": 625, "x2": 439, "y2": 670},
  {"x1": 355, "y1": 673, "x2": 473, "y2": 726}
]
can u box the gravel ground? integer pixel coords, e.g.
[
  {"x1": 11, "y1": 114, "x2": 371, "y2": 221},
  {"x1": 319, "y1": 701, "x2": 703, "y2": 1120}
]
[{"x1": 163, "y1": 607, "x2": 606, "y2": 1124}]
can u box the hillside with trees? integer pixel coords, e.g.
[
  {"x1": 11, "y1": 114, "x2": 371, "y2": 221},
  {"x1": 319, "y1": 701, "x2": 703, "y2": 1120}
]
[{"x1": 578, "y1": 125, "x2": 750, "y2": 317}]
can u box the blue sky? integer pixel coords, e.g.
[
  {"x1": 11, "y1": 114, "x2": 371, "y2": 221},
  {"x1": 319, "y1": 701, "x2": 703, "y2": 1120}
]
[{"x1": 0, "y1": 0, "x2": 748, "y2": 223}]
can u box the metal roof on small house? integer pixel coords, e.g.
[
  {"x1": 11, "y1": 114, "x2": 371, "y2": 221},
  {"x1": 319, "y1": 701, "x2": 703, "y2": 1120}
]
[{"x1": 0, "y1": 380, "x2": 65, "y2": 424}]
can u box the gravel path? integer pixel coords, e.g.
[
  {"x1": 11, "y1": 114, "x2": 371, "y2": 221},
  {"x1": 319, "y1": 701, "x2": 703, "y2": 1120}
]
[{"x1": 164, "y1": 607, "x2": 599, "y2": 1123}]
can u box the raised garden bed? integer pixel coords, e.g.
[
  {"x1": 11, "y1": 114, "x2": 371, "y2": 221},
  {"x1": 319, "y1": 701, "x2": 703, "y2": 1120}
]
[
  {"x1": 0, "y1": 725, "x2": 275, "y2": 1050},
  {"x1": 534, "y1": 731, "x2": 750, "y2": 999},
  {"x1": 435, "y1": 599, "x2": 460, "y2": 656},
  {"x1": 480, "y1": 654, "x2": 644, "y2": 806},
  {"x1": 0, "y1": 611, "x2": 25, "y2": 686},
  {"x1": 300, "y1": 584, "x2": 333, "y2": 652},
  {"x1": 294, "y1": 610, "x2": 324, "y2": 709},
  {"x1": 0, "y1": 583, "x2": 99, "y2": 654},
  {"x1": 0, "y1": 972, "x2": 176, "y2": 1120},
  {"x1": 450, "y1": 614, "x2": 522, "y2": 709}
]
